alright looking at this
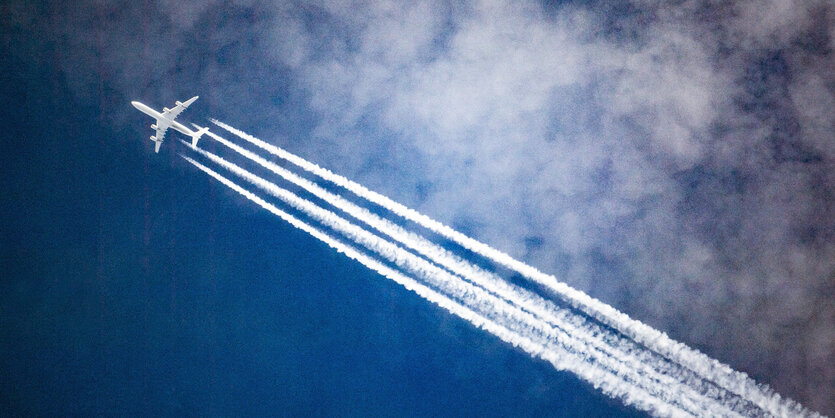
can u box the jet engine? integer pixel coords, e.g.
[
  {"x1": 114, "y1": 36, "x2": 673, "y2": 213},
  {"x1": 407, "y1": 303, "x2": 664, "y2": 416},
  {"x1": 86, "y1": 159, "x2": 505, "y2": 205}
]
[
  {"x1": 150, "y1": 136, "x2": 156, "y2": 141},
  {"x1": 151, "y1": 124, "x2": 157, "y2": 130},
  {"x1": 175, "y1": 101, "x2": 183, "y2": 106}
]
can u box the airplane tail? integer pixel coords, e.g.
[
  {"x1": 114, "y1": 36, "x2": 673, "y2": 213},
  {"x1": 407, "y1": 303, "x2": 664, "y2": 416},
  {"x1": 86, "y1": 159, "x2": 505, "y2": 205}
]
[{"x1": 191, "y1": 126, "x2": 209, "y2": 148}]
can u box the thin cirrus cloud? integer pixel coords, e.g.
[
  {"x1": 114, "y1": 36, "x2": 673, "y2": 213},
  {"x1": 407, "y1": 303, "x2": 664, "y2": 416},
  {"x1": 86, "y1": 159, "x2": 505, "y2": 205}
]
[{"x1": 254, "y1": 3, "x2": 834, "y2": 412}]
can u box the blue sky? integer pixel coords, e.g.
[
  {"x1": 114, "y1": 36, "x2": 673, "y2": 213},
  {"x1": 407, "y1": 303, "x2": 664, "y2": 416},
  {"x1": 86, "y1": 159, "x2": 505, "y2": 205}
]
[{"x1": 1, "y1": 0, "x2": 833, "y2": 415}]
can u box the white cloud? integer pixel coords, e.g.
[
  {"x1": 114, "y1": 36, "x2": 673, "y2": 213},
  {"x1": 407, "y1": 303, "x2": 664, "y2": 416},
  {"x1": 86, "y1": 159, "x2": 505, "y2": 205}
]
[{"x1": 264, "y1": 1, "x2": 833, "y2": 411}]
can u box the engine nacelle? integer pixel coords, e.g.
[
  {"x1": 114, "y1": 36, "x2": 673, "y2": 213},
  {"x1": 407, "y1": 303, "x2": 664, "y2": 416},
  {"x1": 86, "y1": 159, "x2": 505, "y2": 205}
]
[
  {"x1": 163, "y1": 107, "x2": 169, "y2": 112},
  {"x1": 150, "y1": 136, "x2": 156, "y2": 141},
  {"x1": 151, "y1": 124, "x2": 157, "y2": 130},
  {"x1": 175, "y1": 101, "x2": 183, "y2": 106}
]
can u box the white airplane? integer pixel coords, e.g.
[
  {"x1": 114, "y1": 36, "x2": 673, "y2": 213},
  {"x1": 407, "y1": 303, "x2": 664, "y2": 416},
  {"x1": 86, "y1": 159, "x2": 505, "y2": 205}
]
[{"x1": 131, "y1": 96, "x2": 208, "y2": 153}]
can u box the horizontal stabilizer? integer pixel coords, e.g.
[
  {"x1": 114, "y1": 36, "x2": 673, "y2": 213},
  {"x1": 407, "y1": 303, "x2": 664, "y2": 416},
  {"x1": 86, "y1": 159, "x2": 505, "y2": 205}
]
[{"x1": 190, "y1": 124, "x2": 209, "y2": 148}]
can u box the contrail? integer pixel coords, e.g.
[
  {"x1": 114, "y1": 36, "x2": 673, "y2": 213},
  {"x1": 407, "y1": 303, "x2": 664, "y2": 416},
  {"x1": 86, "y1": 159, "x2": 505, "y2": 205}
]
[
  {"x1": 197, "y1": 129, "x2": 753, "y2": 414},
  {"x1": 182, "y1": 141, "x2": 747, "y2": 416},
  {"x1": 180, "y1": 154, "x2": 694, "y2": 416},
  {"x1": 211, "y1": 119, "x2": 816, "y2": 417}
]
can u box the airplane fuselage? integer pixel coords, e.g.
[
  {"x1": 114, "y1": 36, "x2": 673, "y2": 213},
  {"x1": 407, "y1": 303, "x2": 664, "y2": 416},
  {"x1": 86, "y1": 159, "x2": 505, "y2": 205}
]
[{"x1": 131, "y1": 101, "x2": 196, "y2": 136}]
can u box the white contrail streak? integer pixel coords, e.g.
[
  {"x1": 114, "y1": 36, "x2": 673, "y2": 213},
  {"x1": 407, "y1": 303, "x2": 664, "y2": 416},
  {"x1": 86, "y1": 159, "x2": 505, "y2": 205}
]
[
  {"x1": 180, "y1": 154, "x2": 692, "y2": 416},
  {"x1": 198, "y1": 129, "x2": 748, "y2": 415},
  {"x1": 211, "y1": 119, "x2": 816, "y2": 417},
  {"x1": 183, "y1": 141, "x2": 744, "y2": 416}
]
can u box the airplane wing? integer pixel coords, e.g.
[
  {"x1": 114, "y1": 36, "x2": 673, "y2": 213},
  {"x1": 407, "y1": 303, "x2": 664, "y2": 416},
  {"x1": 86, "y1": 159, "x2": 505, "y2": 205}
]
[
  {"x1": 159, "y1": 96, "x2": 198, "y2": 123},
  {"x1": 154, "y1": 120, "x2": 170, "y2": 144}
]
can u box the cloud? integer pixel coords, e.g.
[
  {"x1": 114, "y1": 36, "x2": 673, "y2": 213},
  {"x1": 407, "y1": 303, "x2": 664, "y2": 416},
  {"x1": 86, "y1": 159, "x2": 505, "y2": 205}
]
[{"x1": 264, "y1": 1, "x2": 835, "y2": 412}]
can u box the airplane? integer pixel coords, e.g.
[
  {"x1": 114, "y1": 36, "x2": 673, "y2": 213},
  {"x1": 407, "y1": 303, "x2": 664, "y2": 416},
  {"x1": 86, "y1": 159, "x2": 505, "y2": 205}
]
[{"x1": 131, "y1": 96, "x2": 209, "y2": 153}]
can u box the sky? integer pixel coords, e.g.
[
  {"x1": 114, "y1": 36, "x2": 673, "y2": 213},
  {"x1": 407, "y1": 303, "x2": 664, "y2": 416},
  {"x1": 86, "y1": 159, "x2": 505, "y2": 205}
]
[{"x1": 1, "y1": 0, "x2": 833, "y2": 416}]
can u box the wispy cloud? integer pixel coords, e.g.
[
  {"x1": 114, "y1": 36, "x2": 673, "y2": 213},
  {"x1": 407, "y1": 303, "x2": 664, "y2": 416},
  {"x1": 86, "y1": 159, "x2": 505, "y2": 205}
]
[{"x1": 242, "y1": 2, "x2": 834, "y2": 411}]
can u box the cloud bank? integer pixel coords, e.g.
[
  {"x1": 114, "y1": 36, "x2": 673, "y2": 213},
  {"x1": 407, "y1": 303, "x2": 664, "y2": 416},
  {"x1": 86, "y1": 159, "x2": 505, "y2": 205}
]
[{"x1": 16, "y1": 0, "x2": 833, "y2": 412}]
